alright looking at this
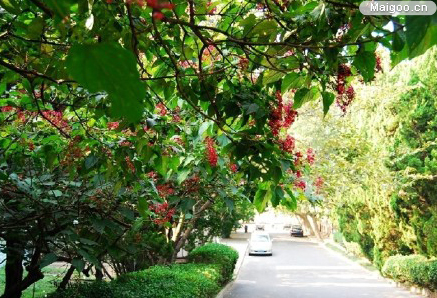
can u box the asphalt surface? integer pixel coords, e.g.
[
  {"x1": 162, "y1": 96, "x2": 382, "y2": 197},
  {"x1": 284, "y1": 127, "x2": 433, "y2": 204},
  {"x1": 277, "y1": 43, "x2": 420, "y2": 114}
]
[{"x1": 224, "y1": 234, "x2": 420, "y2": 298}]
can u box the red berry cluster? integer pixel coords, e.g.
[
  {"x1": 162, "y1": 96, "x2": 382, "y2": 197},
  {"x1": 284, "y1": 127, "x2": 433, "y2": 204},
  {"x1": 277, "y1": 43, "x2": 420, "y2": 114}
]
[
  {"x1": 120, "y1": 0, "x2": 175, "y2": 20},
  {"x1": 268, "y1": 91, "x2": 298, "y2": 136},
  {"x1": 306, "y1": 148, "x2": 315, "y2": 164},
  {"x1": 279, "y1": 135, "x2": 295, "y2": 153},
  {"x1": 204, "y1": 137, "x2": 218, "y2": 167},
  {"x1": 107, "y1": 122, "x2": 119, "y2": 130},
  {"x1": 336, "y1": 64, "x2": 355, "y2": 113},
  {"x1": 230, "y1": 163, "x2": 238, "y2": 173},
  {"x1": 156, "y1": 183, "x2": 174, "y2": 198},
  {"x1": 149, "y1": 202, "x2": 175, "y2": 225},
  {"x1": 125, "y1": 156, "x2": 136, "y2": 173}
]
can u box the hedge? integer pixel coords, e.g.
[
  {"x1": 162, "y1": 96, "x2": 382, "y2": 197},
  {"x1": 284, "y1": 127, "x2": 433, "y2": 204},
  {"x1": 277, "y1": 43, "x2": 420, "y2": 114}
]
[
  {"x1": 382, "y1": 255, "x2": 437, "y2": 290},
  {"x1": 188, "y1": 242, "x2": 238, "y2": 284},
  {"x1": 48, "y1": 243, "x2": 237, "y2": 298}
]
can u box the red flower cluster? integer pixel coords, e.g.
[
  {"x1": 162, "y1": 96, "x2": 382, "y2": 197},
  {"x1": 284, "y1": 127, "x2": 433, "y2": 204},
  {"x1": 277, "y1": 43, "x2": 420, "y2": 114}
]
[
  {"x1": 230, "y1": 163, "x2": 238, "y2": 173},
  {"x1": 125, "y1": 156, "x2": 136, "y2": 173},
  {"x1": 268, "y1": 91, "x2": 298, "y2": 136},
  {"x1": 295, "y1": 170, "x2": 302, "y2": 178},
  {"x1": 120, "y1": 141, "x2": 132, "y2": 147},
  {"x1": 156, "y1": 183, "x2": 174, "y2": 198},
  {"x1": 376, "y1": 55, "x2": 383, "y2": 73},
  {"x1": 279, "y1": 135, "x2": 295, "y2": 153},
  {"x1": 1, "y1": 106, "x2": 14, "y2": 112},
  {"x1": 336, "y1": 64, "x2": 354, "y2": 113},
  {"x1": 41, "y1": 110, "x2": 69, "y2": 129},
  {"x1": 294, "y1": 151, "x2": 303, "y2": 166},
  {"x1": 107, "y1": 122, "x2": 119, "y2": 130},
  {"x1": 156, "y1": 103, "x2": 167, "y2": 116},
  {"x1": 315, "y1": 176, "x2": 324, "y2": 191},
  {"x1": 207, "y1": 1, "x2": 217, "y2": 14},
  {"x1": 122, "y1": 0, "x2": 175, "y2": 20},
  {"x1": 183, "y1": 175, "x2": 200, "y2": 192},
  {"x1": 172, "y1": 107, "x2": 181, "y2": 123},
  {"x1": 283, "y1": 104, "x2": 298, "y2": 128},
  {"x1": 238, "y1": 57, "x2": 249, "y2": 70},
  {"x1": 295, "y1": 180, "x2": 306, "y2": 191},
  {"x1": 149, "y1": 202, "x2": 175, "y2": 225},
  {"x1": 306, "y1": 148, "x2": 315, "y2": 164},
  {"x1": 204, "y1": 137, "x2": 218, "y2": 167},
  {"x1": 147, "y1": 171, "x2": 158, "y2": 179}
]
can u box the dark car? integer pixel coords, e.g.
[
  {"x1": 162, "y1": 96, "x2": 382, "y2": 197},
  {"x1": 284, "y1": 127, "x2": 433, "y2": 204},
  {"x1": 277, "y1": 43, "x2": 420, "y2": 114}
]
[
  {"x1": 290, "y1": 225, "x2": 304, "y2": 237},
  {"x1": 255, "y1": 224, "x2": 265, "y2": 231}
]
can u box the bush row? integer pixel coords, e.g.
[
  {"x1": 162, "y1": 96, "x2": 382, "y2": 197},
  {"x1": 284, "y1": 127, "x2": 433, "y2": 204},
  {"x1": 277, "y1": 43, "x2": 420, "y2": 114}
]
[
  {"x1": 48, "y1": 243, "x2": 238, "y2": 298},
  {"x1": 382, "y1": 255, "x2": 437, "y2": 290}
]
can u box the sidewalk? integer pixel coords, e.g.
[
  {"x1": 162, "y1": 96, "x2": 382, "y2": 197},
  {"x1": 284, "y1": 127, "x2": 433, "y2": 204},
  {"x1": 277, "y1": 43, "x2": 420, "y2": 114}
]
[{"x1": 218, "y1": 232, "x2": 249, "y2": 278}]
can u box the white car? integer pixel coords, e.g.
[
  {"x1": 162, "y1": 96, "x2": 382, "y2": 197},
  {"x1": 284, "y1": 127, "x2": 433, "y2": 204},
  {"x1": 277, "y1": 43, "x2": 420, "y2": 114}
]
[{"x1": 248, "y1": 232, "x2": 273, "y2": 256}]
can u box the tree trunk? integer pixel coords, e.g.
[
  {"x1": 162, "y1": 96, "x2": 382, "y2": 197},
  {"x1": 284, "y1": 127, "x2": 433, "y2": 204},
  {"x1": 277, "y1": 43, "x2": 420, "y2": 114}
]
[
  {"x1": 2, "y1": 237, "x2": 24, "y2": 298},
  {"x1": 59, "y1": 265, "x2": 75, "y2": 289},
  {"x1": 171, "y1": 200, "x2": 213, "y2": 261}
]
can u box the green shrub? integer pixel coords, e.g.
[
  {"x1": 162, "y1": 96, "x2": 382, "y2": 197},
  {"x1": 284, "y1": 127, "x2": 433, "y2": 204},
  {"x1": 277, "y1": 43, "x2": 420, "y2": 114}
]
[
  {"x1": 188, "y1": 243, "x2": 238, "y2": 284},
  {"x1": 48, "y1": 264, "x2": 221, "y2": 298},
  {"x1": 48, "y1": 243, "x2": 238, "y2": 298},
  {"x1": 382, "y1": 255, "x2": 437, "y2": 290},
  {"x1": 47, "y1": 281, "x2": 117, "y2": 298}
]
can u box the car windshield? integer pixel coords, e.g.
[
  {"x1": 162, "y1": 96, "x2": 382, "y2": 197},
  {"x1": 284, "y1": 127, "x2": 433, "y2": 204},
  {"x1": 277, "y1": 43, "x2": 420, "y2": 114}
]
[{"x1": 251, "y1": 234, "x2": 270, "y2": 242}]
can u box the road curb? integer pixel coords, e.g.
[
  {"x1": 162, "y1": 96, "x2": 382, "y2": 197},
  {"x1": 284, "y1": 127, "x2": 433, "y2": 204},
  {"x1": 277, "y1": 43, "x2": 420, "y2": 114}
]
[{"x1": 216, "y1": 240, "x2": 249, "y2": 298}]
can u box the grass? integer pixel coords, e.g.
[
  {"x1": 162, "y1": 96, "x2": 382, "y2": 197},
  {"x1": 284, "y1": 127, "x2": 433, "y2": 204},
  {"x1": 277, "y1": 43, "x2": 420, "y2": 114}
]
[
  {"x1": 0, "y1": 265, "x2": 66, "y2": 298},
  {"x1": 325, "y1": 242, "x2": 378, "y2": 272}
]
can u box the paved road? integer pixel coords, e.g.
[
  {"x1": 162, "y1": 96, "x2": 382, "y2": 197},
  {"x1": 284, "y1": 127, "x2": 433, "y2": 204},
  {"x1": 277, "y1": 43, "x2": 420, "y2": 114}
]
[{"x1": 224, "y1": 234, "x2": 420, "y2": 298}]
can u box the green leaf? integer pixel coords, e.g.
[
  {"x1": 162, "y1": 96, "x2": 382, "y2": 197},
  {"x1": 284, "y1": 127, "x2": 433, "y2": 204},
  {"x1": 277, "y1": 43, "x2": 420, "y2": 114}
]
[
  {"x1": 66, "y1": 43, "x2": 146, "y2": 123},
  {"x1": 40, "y1": 253, "x2": 57, "y2": 269},
  {"x1": 0, "y1": 0, "x2": 21, "y2": 14},
  {"x1": 138, "y1": 197, "x2": 149, "y2": 218},
  {"x1": 263, "y1": 70, "x2": 285, "y2": 85},
  {"x1": 177, "y1": 168, "x2": 191, "y2": 184},
  {"x1": 51, "y1": 190, "x2": 62, "y2": 197},
  {"x1": 253, "y1": 189, "x2": 267, "y2": 212},
  {"x1": 353, "y1": 51, "x2": 375, "y2": 82},
  {"x1": 44, "y1": 0, "x2": 77, "y2": 18},
  {"x1": 293, "y1": 87, "x2": 319, "y2": 109},
  {"x1": 78, "y1": 249, "x2": 101, "y2": 269},
  {"x1": 72, "y1": 258, "x2": 85, "y2": 273},
  {"x1": 405, "y1": 15, "x2": 437, "y2": 59},
  {"x1": 321, "y1": 92, "x2": 335, "y2": 116},
  {"x1": 225, "y1": 198, "x2": 234, "y2": 212},
  {"x1": 392, "y1": 31, "x2": 405, "y2": 52}
]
